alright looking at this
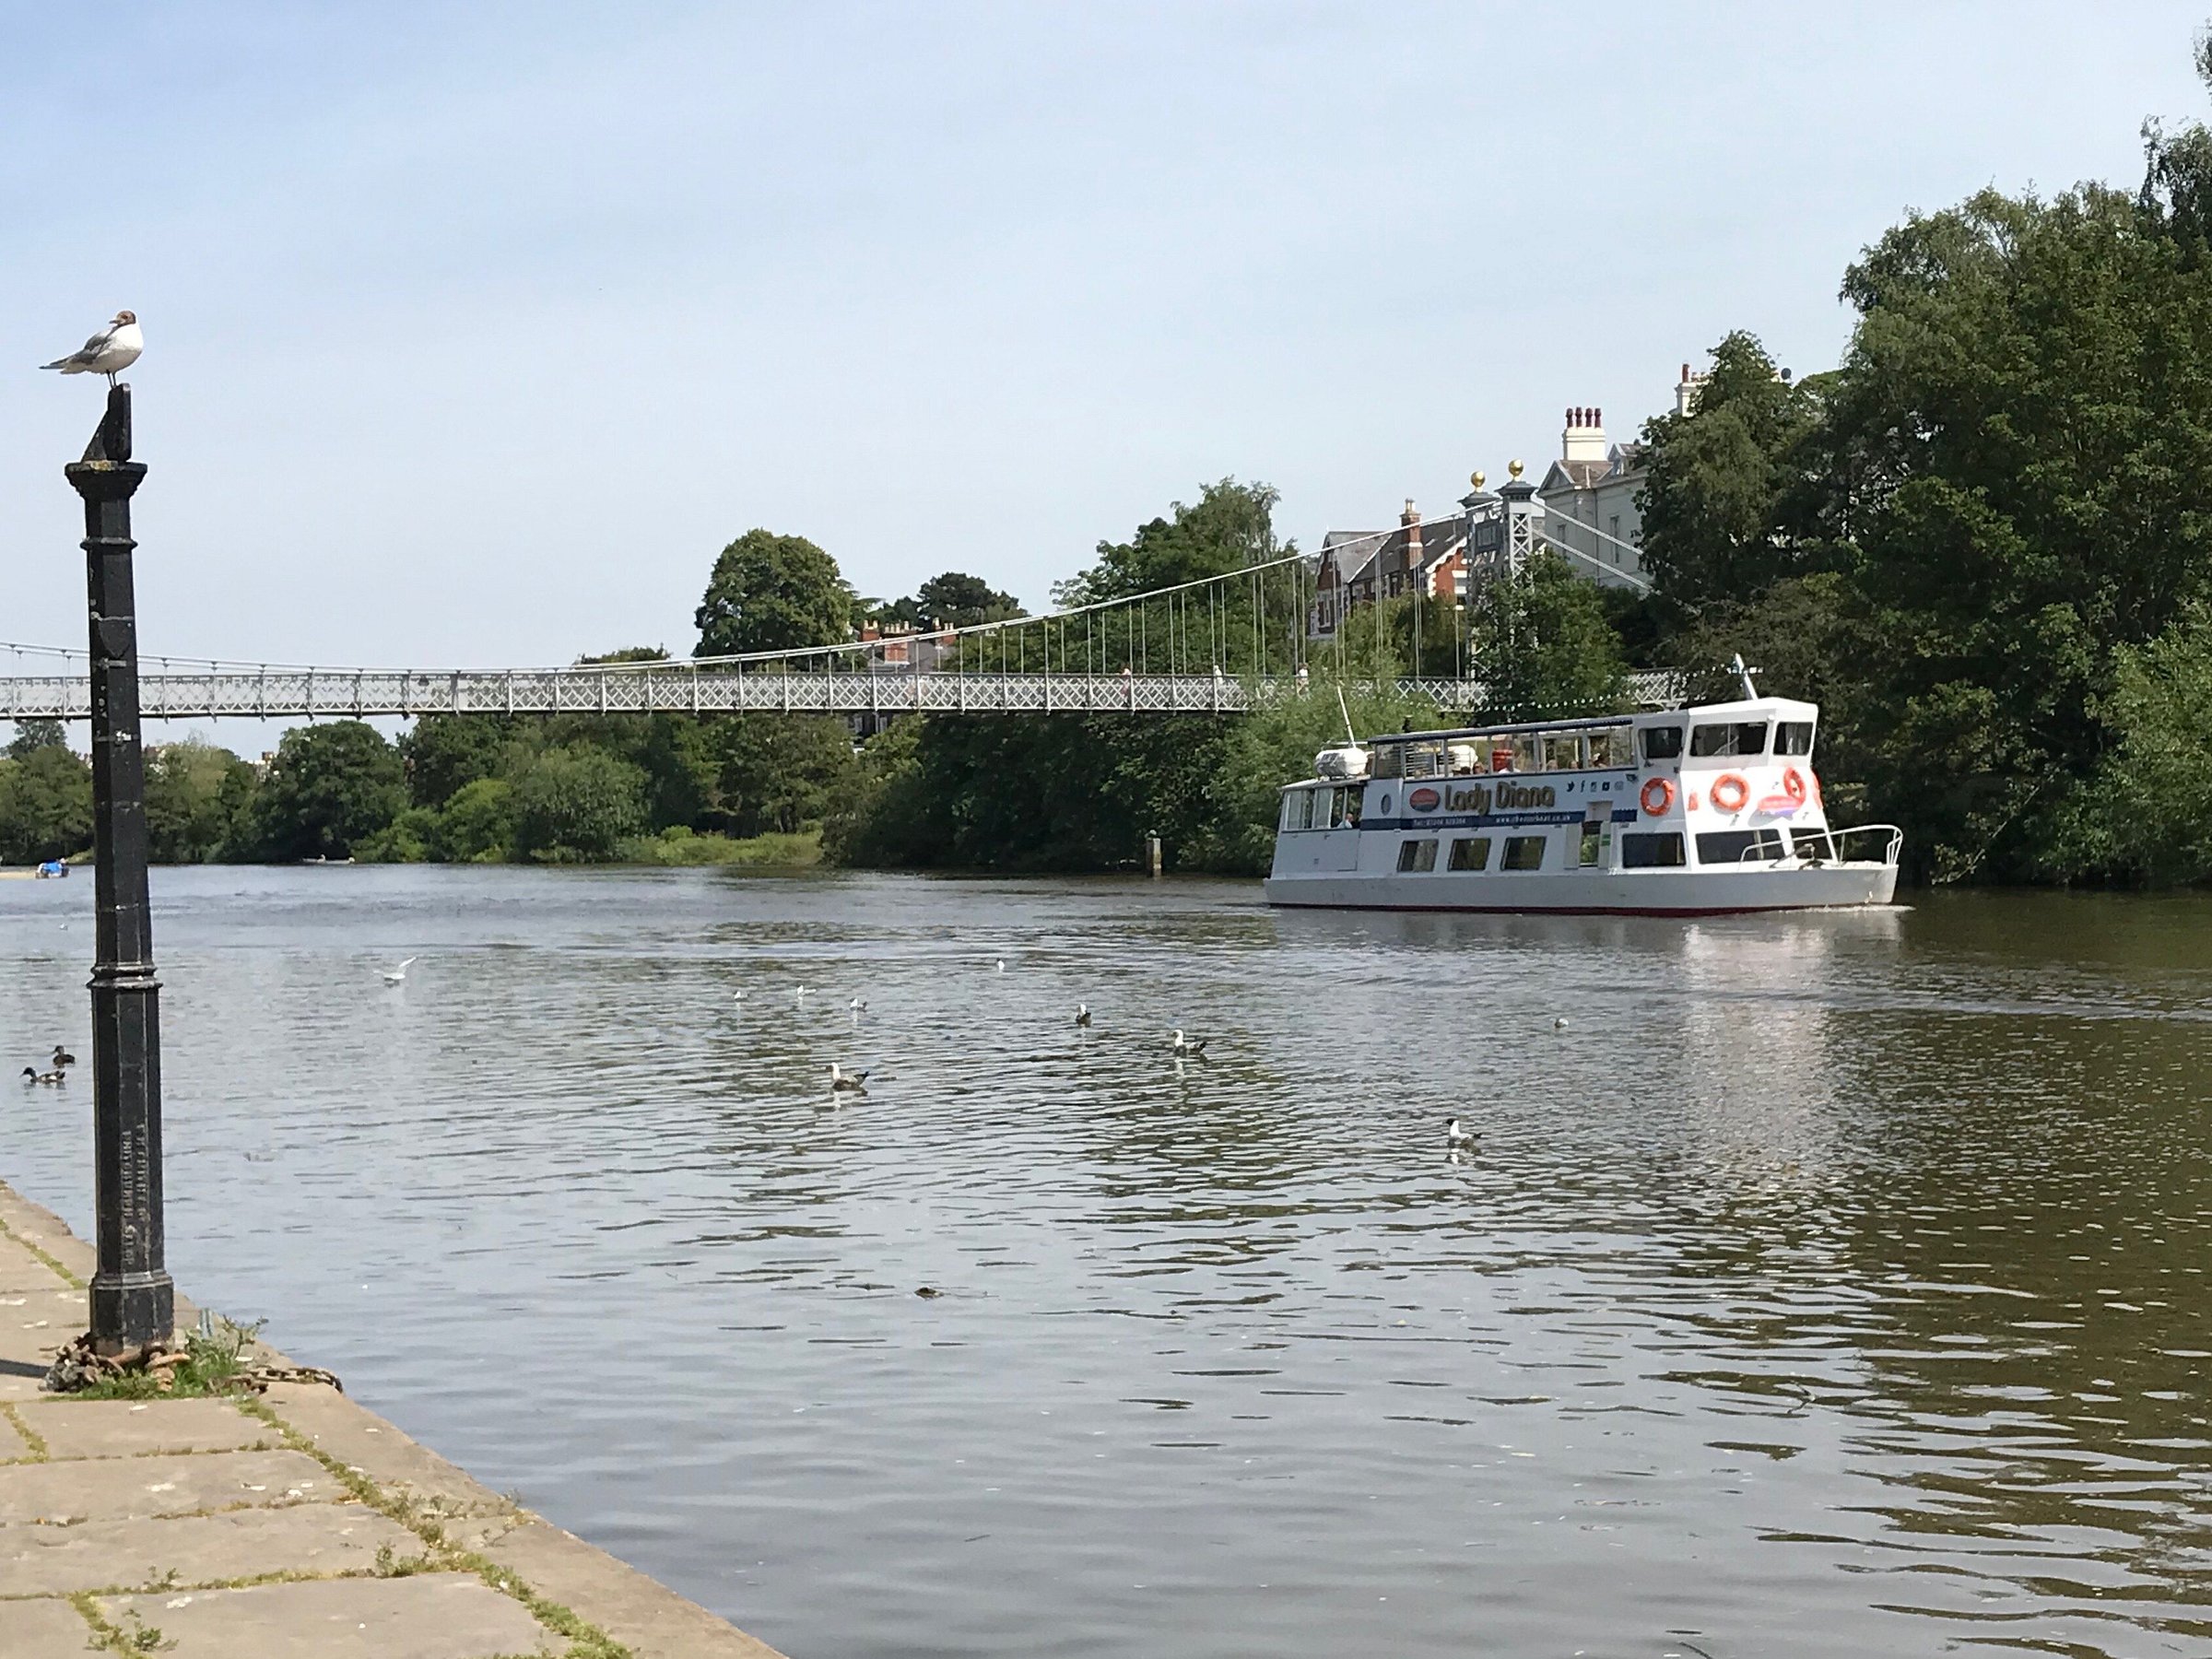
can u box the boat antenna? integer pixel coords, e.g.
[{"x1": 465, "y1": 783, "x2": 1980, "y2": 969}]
[
  {"x1": 1335, "y1": 686, "x2": 1359, "y2": 747},
  {"x1": 1728, "y1": 653, "x2": 1759, "y2": 701}
]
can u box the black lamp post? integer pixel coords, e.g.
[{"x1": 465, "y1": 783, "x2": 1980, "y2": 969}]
[{"x1": 65, "y1": 383, "x2": 174, "y2": 1358}]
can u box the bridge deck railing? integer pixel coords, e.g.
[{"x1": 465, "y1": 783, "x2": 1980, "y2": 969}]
[{"x1": 0, "y1": 667, "x2": 1686, "y2": 722}]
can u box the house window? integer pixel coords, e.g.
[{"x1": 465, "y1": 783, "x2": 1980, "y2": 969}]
[
  {"x1": 1397, "y1": 838, "x2": 1438, "y2": 873},
  {"x1": 1501, "y1": 835, "x2": 1547, "y2": 871},
  {"x1": 1448, "y1": 836, "x2": 1491, "y2": 871}
]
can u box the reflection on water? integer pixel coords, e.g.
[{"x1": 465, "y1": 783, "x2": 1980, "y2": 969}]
[{"x1": 3, "y1": 869, "x2": 2209, "y2": 1658}]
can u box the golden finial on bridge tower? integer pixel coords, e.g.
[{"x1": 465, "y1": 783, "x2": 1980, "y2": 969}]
[
  {"x1": 1507, "y1": 458, "x2": 1524, "y2": 480},
  {"x1": 1469, "y1": 470, "x2": 1486, "y2": 491}
]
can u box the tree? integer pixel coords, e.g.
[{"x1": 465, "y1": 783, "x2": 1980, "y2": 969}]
[
  {"x1": 1471, "y1": 554, "x2": 1630, "y2": 719},
  {"x1": 399, "y1": 715, "x2": 518, "y2": 809},
  {"x1": 711, "y1": 716, "x2": 856, "y2": 836},
  {"x1": 245, "y1": 722, "x2": 406, "y2": 861},
  {"x1": 7, "y1": 719, "x2": 67, "y2": 760},
  {"x1": 1636, "y1": 332, "x2": 1826, "y2": 617},
  {"x1": 694, "y1": 530, "x2": 855, "y2": 658},
  {"x1": 435, "y1": 777, "x2": 516, "y2": 862},
  {"x1": 509, "y1": 745, "x2": 647, "y2": 861},
  {"x1": 912, "y1": 571, "x2": 1024, "y2": 627},
  {"x1": 0, "y1": 746, "x2": 92, "y2": 865},
  {"x1": 145, "y1": 739, "x2": 257, "y2": 863}
]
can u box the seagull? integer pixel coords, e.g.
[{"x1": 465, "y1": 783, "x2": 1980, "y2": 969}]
[
  {"x1": 828, "y1": 1063, "x2": 869, "y2": 1093},
  {"x1": 1552, "y1": 1016, "x2": 1571, "y2": 1031},
  {"x1": 1170, "y1": 1030, "x2": 1207, "y2": 1056},
  {"x1": 794, "y1": 985, "x2": 813, "y2": 1003},
  {"x1": 382, "y1": 957, "x2": 418, "y2": 985},
  {"x1": 994, "y1": 959, "x2": 1006, "y2": 974},
  {"x1": 41, "y1": 312, "x2": 142, "y2": 387},
  {"x1": 731, "y1": 990, "x2": 747, "y2": 1002},
  {"x1": 848, "y1": 996, "x2": 866, "y2": 1013},
  {"x1": 51, "y1": 1046, "x2": 75, "y2": 1068},
  {"x1": 1445, "y1": 1117, "x2": 1477, "y2": 1149},
  {"x1": 1075, "y1": 1003, "x2": 1091, "y2": 1027},
  {"x1": 20, "y1": 1067, "x2": 65, "y2": 1087}
]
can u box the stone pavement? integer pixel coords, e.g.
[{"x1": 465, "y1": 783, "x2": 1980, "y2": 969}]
[{"x1": 0, "y1": 1182, "x2": 786, "y2": 1659}]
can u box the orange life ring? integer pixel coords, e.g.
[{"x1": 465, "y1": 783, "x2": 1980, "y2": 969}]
[
  {"x1": 1710, "y1": 773, "x2": 1750, "y2": 813},
  {"x1": 1783, "y1": 767, "x2": 1807, "y2": 806},
  {"x1": 1639, "y1": 777, "x2": 1675, "y2": 817}
]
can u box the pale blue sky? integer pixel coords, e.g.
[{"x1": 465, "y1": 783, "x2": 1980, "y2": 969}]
[{"x1": 5, "y1": 2, "x2": 2208, "y2": 682}]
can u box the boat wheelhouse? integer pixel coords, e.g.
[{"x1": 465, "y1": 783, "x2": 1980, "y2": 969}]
[{"x1": 1265, "y1": 695, "x2": 1900, "y2": 914}]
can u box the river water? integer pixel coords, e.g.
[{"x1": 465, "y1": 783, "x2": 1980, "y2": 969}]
[{"x1": 3, "y1": 867, "x2": 2209, "y2": 1657}]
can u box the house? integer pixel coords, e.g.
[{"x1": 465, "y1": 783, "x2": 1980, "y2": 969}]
[
  {"x1": 1308, "y1": 500, "x2": 1469, "y2": 639},
  {"x1": 1535, "y1": 406, "x2": 1649, "y2": 590}
]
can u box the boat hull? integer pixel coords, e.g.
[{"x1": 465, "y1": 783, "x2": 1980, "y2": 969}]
[{"x1": 1264, "y1": 863, "x2": 1899, "y2": 914}]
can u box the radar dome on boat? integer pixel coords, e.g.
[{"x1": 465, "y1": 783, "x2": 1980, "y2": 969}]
[{"x1": 1314, "y1": 746, "x2": 1370, "y2": 781}]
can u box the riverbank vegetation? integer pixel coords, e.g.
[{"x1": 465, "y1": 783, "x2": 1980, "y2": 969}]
[{"x1": 13, "y1": 41, "x2": 2212, "y2": 885}]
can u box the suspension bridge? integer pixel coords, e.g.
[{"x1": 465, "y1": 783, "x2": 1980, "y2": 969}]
[{"x1": 2, "y1": 500, "x2": 1682, "y2": 723}]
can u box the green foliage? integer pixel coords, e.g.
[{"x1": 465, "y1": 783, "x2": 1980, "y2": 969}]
[
  {"x1": 1470, "y1": 554, "x2": 1630, "y2": 720},
  {"x1": 2056, "y1": 610, "x2": 2212, "y2": 883},
  {"x1": 695, "y1": 528, "x2": 855, "y2": 657},
  {"x1": 244, "y1": 722, "x2": 406, "y2": 861},
  {"x1": 438, "y1": 777, "x2": 517, "y2": 861},
  {"x1": 0, "y1": 744, "x2": 92, "y2": 865},
  {"x1": 510, "y1": 744, "x2": 647, "y2": 862},
  {"x1": 876, "y1": 571, "x2": 1025, "y2": 628},
  {"x1": 1189, "y1": 678, "x2": 1440, "y2": 875},
  {"x1": 708, "y1": 715, "x2": 855, "y2": 836},
  {"x1": 145, "y1": 739, "x2": 257, "y2": 863},
  {"x1": 616, "y1": 826, "x2": 823, "y2": 865},
  {"x1": 399, "y1": 714, "x2": 516, "y2": 808},
  {"x1": 6, "y1": 718, "x2": 66, "y2": 759},
  {"x1": 1636, "y1": 331, "x2": 1827, "y2": 616}
]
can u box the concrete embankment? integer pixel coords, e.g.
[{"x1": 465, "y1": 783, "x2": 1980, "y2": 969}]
[{"x1": 0, "y1": 1180, "x2": 785, "y2": 1659}]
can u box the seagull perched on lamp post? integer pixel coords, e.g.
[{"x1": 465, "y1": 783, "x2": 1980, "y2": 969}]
[{"x1": 41, "y1": 312, "x2": 142, "y2": 387}]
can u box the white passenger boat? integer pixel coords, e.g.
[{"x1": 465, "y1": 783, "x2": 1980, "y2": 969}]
[{"x1": 1265, "y1": 692, "x2": 1900, "y2": 914}]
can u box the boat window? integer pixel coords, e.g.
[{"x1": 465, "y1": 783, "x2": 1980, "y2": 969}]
[
  {"x1": 1585, "y1": 728, "x2": 1630, "y2": 769},
  {"x1": 1371, "y1": 746, "x2": 1404, "y2": 779},
  {"x1": 1344, "y1": 788, "x2": 1363, "y2": 829},
  {"x1": 1446, "y1": 743, "x2": 1481, "y2": 776},
  {"x1": 1641, "y1": 725, "x2": 1685, "y2": 761},
  {"x1": 1512, "y1": 735, "x2": 1539, "y2": 772},
  {"x1": 1696, "y1": 829, "x2": 1786, "y2": 864},
  {"x1": 1448, "y1": 835, "x2": 1491, "y2": 871},
  {"x1": 1621, "y1": 831, "x2": 1686, "y2": 867},
  {"x1": 1396, "y1": 838, "x2": 1438, "y2": 873},
  {"x1": 1775, "y1": 721, "x2": 1815, "y2": 756},
  {"x1": 1402, "y1": 742, "x2": 1445, "y2": 781},
  {"x1": 1690, "y1": 722, "x2": 1770, "y2": 759},
  {"x1": 1791, "y1": 827, "x2": 1835, "y2": 862},
  {"x1": 1542, "y1": 733, "x2": 1584, "y2": 771},
  {"x1": 1500, "y1": 835, "x2": 1547, "y2": 871},
  {"x1": 1281, "y1": 793, "x2": 1301, "y2": 831}
]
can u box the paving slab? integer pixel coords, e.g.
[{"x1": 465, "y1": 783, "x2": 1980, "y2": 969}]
[
  {"x1": 99, "y1": 1573, "x2": 560, "y2": 1658},
  {"x1": 0, "y1": 1194, "x2": 92, "y2": 1285},
  {"x1": 486, "y1": 1516, "x2": 787, "y2": 1659},
  {"x1": 0, "y1": 1409, "x2": 31, "y2": 1462},
  {"x1": 0, "y1": 1594, "x2": 100, "y2": 1658},
  {"x1": 0, "y1": 1234, "x2": 63, "y2": 1295},
  {"x1": 0, "y1": 1499, "x2": 420, "y2": 1596},
  {"x1": 18, "y1": 1398, "x2": 274, "y2": 1460},
  {"x1": 0, "y1": 1448, "x2": 330, "y2": 1525},
  {"x1": 260, "y1": 1382, "x2": 512, "y2": 1519},
  {"x1": 0, "y1": 1288, "x2": 77, "y2": 1371}
]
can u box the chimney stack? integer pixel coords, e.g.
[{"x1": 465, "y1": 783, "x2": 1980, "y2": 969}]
[{"x1": 1561, "y1": 404, "x2": 1606, "y2": 465}]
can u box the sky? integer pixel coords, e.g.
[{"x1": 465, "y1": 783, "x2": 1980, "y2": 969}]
[{"x1": 5, "y1": 1, "x2": 2211, "y2": 708}]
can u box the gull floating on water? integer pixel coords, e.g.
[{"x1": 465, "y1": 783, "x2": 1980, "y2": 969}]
[
  {"x1": 829, "y1": 1063, "x2": 869, "y2": 1093},
  {"x1": 849, "y1": 996, "x2": 866, "y2": 1013},
  {"x1": 41, "y1": 312, "x2": 142, "y2": 386},
  {"x1": 1445, "y1": 1116, "x2": 1477, "y2": 1149},
  {"x1": 994, "y1": 959, "x2": 1006, "y2": 973},
  {"x1": 1170, "y1": 1030, "x2": 1207, "y2": 1056},
  {"x1": 1075, "y1": 1003, "x2": 1091, "y2": 1028},
  {"x1": 794, "y1": 986, "x2": 813, "y2": 1003},
  {"x1": 1552, "y1": 1017, "x2": 1570, "y2": 1030},
  {"x1": 732, "y1": 990, "x2": 747, "y2": 1002},
  {"x1": 382, "y1": 958, "x2": 418, "y2": 985}
]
